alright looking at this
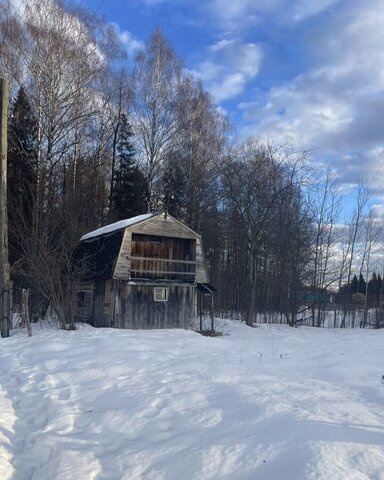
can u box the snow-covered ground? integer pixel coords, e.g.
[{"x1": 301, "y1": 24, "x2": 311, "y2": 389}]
[{"x1": 0, "y1": 319, "x2": 383, "y2": 480}]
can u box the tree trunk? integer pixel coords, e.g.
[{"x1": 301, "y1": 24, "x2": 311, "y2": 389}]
[
  {"x1": 21, "y1": 289, "x2": 32, "y2": 337},
  {"x1": 0, "y1": 78, "x2": 10, "y2": 338}
]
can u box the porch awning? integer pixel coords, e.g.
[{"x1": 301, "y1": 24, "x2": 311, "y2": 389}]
[{"x1": 196, "y1": 282, "x2": 217, "y2": 293}]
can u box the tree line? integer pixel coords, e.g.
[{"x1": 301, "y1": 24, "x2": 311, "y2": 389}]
[
  {"x1": 1, "y1": 0, "x2": 383, "y2": 329},
  {"x1": 338, "y1": 273, "x2": 383, "y2": 303}
]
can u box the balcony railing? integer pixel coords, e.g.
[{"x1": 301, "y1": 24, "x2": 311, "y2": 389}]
[{"x1": 130, "y1": 256, "x2": 196, "y2": 281}]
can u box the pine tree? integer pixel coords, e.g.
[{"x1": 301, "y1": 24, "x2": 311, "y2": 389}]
[{"x1": 110, "y1": 113, "x2": 148, "y2": 220}]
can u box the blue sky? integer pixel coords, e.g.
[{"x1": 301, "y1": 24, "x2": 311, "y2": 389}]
[{"x1": 88, "y1": 0, "x2": 384, "y2": 209}]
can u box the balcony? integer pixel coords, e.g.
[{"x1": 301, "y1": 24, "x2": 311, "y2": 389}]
[{"x1": 130, "y1": 256, "x2": 196, "y2": 281}]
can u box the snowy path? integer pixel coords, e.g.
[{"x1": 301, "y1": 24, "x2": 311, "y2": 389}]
[{"x1": 0, "y1": 320, "x2": 384, "y2": 479}]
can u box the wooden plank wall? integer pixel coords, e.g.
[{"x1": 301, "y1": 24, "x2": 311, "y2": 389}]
[
  {"x1": 113, "y1": 230, "x2": 132, "y2": 280},
  {"x1": 93, "y1": 279, "x2": 107, "y2": 327},
  {"x1": 113, "y1": 282, "x2": 197, "y2": 330},
  {"x1": 75, "y1": 281, "x2": 95, "y2": 324},
  {"x1": 131, "y1": 234, "x2": 194, "y2": 260},
  {"x1": 196, "y1": 237, "x2": 208, "y2": 283},
  {"x1": 128, "y1": 215, "x2": 197, "y2": 239}
]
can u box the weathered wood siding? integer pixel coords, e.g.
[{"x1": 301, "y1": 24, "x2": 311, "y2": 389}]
[
  {"x1": 127, "y1": 214, "x2": 198, "y2": 239},
  {"x1": 131, "y1": 234, "x2": 194, "y2": 259},
  {"x1": 93, "y1": 279, "x2": 106, "y2": 327},
  {"x1": 112, "y1": 282, "x2": 197, "y2": 330},
  {"x1": 113, "y1": 229, "x2": 132, "y2": 280},
  {"x1": 196, "y1": 237, "x2": 208, "y2": 283},
  {"x1": 76, "y1": 279, "x2": 113, "y2": 328},
  {"x1": 75, "y1": 281, "x2": 95, "y2": 324}
]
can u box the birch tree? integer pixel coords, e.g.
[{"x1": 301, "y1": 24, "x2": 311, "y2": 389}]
[
  {"x1": 339, "y1": 181, "x2": 369, "y2": 327},
  {"x1": 131, "y1": 29, "x2": 182, "y2": 210}
]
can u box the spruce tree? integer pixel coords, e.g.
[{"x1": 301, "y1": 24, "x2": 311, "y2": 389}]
[
  {"x1": 110, "y1": 113, "x2": 148, "y2": 220},
  {"x1": 350, "y1": 274, "x2": 359, "y2": 294},
  {"x1": 368, "y1": 272, "x2": 381, "y2": 302},
  {"x1": 162, "y1": 155, "x2": 186, "y2": 219},
  {"x1": 8, "y1": 87, "x2": 38, "y2": 265},
  {"x1": 378, "y1": 273, "x2": 383, "y2": 296},
  {"x1": 358, "y1": 273, "x2": 366, "y2": 295}
]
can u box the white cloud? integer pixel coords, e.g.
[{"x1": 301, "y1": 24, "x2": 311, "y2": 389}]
[
  {"x1": 237, "y1": 0, "x2": 384, "y2": 197},
  {"x1": 290, "y1": 0, "x2": 341, "y2": 21},
  {"x1": 206, "y1": 0, "x2": 277, "y2": 31},
  {"x1": 193, "y1": 39, "x2": 262, "y2": 102},
  {"x1": 205, "y1": 0, "x2": 341, "y2": 31},
  {"x1": 239, "y1": 71, "x2": 353, "y2": 146},
  {"x1": 111, "y1": 23, "x2": 144, "y2": 56},
  {"x1": 371, "y1": 204, "x2": 384, "y2": 218}
]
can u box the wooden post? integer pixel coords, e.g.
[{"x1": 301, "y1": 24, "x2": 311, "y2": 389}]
[
  {"x1": 210, "y1": 292, "x2": 214, "y2": 332},
  {"x1": 199, "y1": 292, "x2": 202, "y2": 331},
  {"x1": 110, "y1": 280, "x2": 116, "y2": 328},
  {"x1": 21, "y1": 289, "x2": 32, "y2": 337},
  {"x1": 0, "y1": 78, "x2": 10, "y2": 338}
]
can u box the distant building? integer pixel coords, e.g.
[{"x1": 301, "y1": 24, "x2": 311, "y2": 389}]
[
  {"x1": 298, "y1": 290, "x2": 334, "y2": 306},
  {"x1": 75, "y1": 212, "x2": 214, "y2": 330}
]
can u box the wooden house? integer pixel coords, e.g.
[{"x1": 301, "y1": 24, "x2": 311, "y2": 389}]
[{"x1": 75, "y1": 212, "x2": 214, "y2": 330}]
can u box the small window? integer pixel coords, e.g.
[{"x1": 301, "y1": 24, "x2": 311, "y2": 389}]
[
  {"x1": 77, "y1": 290, "x2": 92, "y2": 310},
  {"x1": 77, "y1": 291, "x2": 86, "y2": 308},
  {"x1": 154, "y1": 287, "x2": 168, "y2": 302}
]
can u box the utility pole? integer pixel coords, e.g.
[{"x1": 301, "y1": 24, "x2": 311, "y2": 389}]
[{"x1": 0, "y1": 78, "x2": 10, "y2": 338}]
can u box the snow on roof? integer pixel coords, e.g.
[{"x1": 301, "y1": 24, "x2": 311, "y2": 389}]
[{"x1": 80, "y1": 213, "x2": 157, "y2": 241}]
